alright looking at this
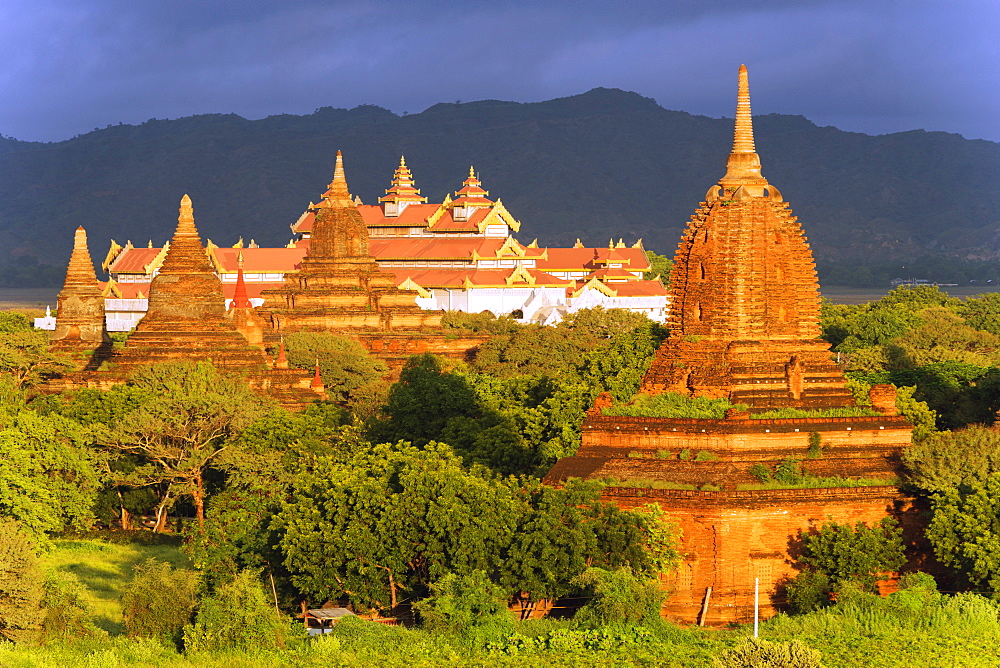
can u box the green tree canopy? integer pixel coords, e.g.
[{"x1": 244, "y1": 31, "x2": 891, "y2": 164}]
[
  {"x1": 102, "y1": 361, "x2": 272, "y2": 529},
  {"x1": 927, "y1": 472, "x2": 1000, "y2": 594},
  {"x1": 276, "y1": 441, "x2": 675, "y2": 613}
]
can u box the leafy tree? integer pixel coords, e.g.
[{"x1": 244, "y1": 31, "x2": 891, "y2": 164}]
[
  {"x1": 0, "y1": 518, "x2": 44, "y2": 643},
  {"x1": 644, "y1": 250, "x2": 673, "y2": 282},
  {"x1": 441, "y1": 310, "x2": 523, "y2": 335},
  {"x1": 413, "y1": 570, "x2": 514, "y2": 643},
  {"x1": 903, "y1": 425, "x2": 1000, "y2": 493},
  {"x1": 367, "y1": 354, "x2": 489, "y2": 449},
  {"x1": 958, "y1": 292, "x2": 1000, "y2": 337},
  {"x1": 281, "y1": 332, "x2": 388, "y2": 403},
  {"x1": 184, "y1": 570, "x2": 298, "y2": 652},
  {"x1": 187, "y1": 412, "x2": 363, "y2": 592},
  {"x1": 121, "y1": 558, "x2": 198, "y2": 645},
  {"x1": 276, "y1": 442, "x2": 671, "y2": 612},
  {"x1": 572, "y1": 567, "x2": 664, "y2": 628},
  {"x1": 277, "y1": 441, "x2": 521, "y2": 611},
  {"x1": 793, "y1": 518, "x2": 905, "y2": 594},
  {"x1": 103, "y1": 361, "x2": 271, "y2": 528},
  {"x1": 0, "y1": 408, "x2": 106, "y2": 538},
  {"x1": 926, "y1": 472, "x2": 1000, "y2": 594},
  {"x1": 0, "y1": 312, "x2": 71, "y2": 388}
]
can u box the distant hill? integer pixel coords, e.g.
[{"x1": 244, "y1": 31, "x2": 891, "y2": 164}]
[{"x1": 2, "y1": 88, "x2": 999, "y2": 280}]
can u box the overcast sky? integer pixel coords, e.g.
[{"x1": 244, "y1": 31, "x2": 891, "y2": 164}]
[{"x1": 1, "y1": 0, "x2": 996, "y2": 143}]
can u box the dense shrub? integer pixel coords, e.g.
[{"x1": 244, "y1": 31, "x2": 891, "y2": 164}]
[
  {"x1": 121, "y1": 558, "x2": 197, "y2": 644},
  {"x1": 572, "y1": 567, "x2": 664, "y2": 628},
  {"x1": 0, "y1": 518, "x2": 44, "y2": 643},
  {"x1": 714, "y1": 637, "x2": 824, "y2": 668},
  {"x1": 414, "y1": 571, "x2": 515, "y2": 646},
  {"x1": 183, "y1": 570, "x2": 300, "y2": 652}
]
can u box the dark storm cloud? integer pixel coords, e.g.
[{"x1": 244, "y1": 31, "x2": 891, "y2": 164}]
[{"x1": 1, "y1": 0, "x2": 996, "y2": 142}]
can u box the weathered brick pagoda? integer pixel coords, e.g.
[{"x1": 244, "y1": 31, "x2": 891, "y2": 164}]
[
  {"x1": 53, "y1": 196, "x2": 321, "y2": 408},
  {"x1": 49, "y1": 226, "x2": 112, "y2": 369},
  {"x1": 545, "y1": 66, "x2": 914, "y2": 624},
  {"x1": 256, "y1": 151, "x2": 483, "y2": 369}
]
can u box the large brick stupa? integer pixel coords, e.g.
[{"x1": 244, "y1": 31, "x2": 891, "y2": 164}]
[
  {"x1": 545, "y1": 66, "x2": 915, "y2": 625},
  {"x1": 85, "y1": 196, "x2": 321, "y2": 407},
  {"x1": 256, "y1": 151, "x2": 483, "y2": 370}
]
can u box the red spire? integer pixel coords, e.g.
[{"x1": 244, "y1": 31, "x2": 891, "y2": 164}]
[
  {"x1": 275, "y1": 337, "x2": 289, "y2": 369},
  {"x1": 311, "y1": 359, "x2": 324, "y2": 389},
  {"x1": 229, "y1": 252, "x2": 252, "y2": 310}
]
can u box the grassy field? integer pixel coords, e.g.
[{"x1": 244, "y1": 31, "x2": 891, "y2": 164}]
[
  {"x1": 3, "y1": 538, "x2": 1000, "y2": 667},
  {"x1": 42, "y1": 537, "x2": 190, "y2": 635}
]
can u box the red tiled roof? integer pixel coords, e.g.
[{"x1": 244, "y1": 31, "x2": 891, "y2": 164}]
[
  {"x1": 611, "y1": 280, "x2": 671, "y2": 297},
  {"x1": 106, "y1": 282, "x2": 151, "y2": 299},
  {"x1": 573, "y1": 279, "x2": 669, "y2": 297},
  {"x1": 384, "y1": 268, "x2": 573, "y2": 289},
  {"x1": 358, "y1": 203, "x2": 440, "y2": 228},
  {"x1": 586, "y1": 268, "x2": 641, "y2": 280},
  {"x1": 370, "y1": 237, "x2": 504, "y2": 260},
  {"x1": 108, "y1": 248, "x2": 162, "y2": 273},
  {"x1": 212, "y1": 247, "x2": 305, "y2": 273},
  {"x1": 536, "y1": 247, "x2": 650, "y2": 272}
]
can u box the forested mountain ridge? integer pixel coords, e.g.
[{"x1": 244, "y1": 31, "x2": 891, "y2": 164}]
[{"x1": 2, "y1": 87, "x2": 998, "y2": 273}]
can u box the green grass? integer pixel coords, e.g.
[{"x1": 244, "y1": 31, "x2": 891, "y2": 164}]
[
  {"x1": 598, "y1": 477, "x2": 699, "y2": 490},
  {"x1": 736, "y1": 477, "x2": 898, "y2": 490},
  {"x1": 750, "y1": 406, "x2": 882, "y2": 419},
  {"x1": 602, "y1": 393, "x2": 740, "y2": 419},
  {"x1": 42, "y1": 537, "x2": 190, "y2": 635},
  {"x1": 603, "y1": 393, "x2": 881, "y2": 421},
  {"x1": 4, "y1": 586, "x2": 1000, "y2": 666}
]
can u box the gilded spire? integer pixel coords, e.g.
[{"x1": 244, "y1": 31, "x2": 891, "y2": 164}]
[
  {"x1": 320, "y1": 150, "x2": 355, "y2": 207},
  {"x1": 719, "y1": 64, "x2": 767, "y2": 188},
  {"x1": 379, "y1": 154, "x2": 428, "y2": 204},
  {"x1": 733, "y1": 64, "x2": 755, "y2": 154},
  {"x1": 157, "y1": 195, "x2": 217, "y2": 275},
  {"x1": 61, "y1": 227, "x2": 100, "y2": 288},
  {"x1": 454, "y1": 166, "x2": 490, "y2": 201}
]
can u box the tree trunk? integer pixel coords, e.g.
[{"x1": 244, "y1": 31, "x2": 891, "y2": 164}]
[
  {"x1": 117, "y1": 489, "x2": 132, "y2": 530},
  {"x1": 153, "y1": 489, "x2": 172, "y2": 533},
  {"x1": 193, "y1": 471, "x2": 205, "y2": 528}
]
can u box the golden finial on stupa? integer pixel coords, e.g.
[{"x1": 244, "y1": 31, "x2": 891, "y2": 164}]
[
  {"x1": 178, "y1": 194, "x2": 195, "y2": 229},
  {"x1": 320, "y1": 150, "x2": 355, "y2": 207}
]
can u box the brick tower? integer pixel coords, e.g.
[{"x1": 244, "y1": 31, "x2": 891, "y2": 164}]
[
  {"x1": 50, "y1": 226, "x2": 112, "y2": 368},
  {"x1": 258, "y1": 151, "x2": 443, "y2": 334},
  {"x1": 641, "y1": 64, "x2": 854, "y2": 408},
  {"x1": 545, "y1": 66, "x2": 914, "y2": 625},
  {"x1": 101, "y1": 196, "x2": 320, "y2": 407}
]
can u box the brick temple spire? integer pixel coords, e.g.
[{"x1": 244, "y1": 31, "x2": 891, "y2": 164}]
[
  {"x1": 720, "y1": 64, "x2": 767, "y2": 190},
  {"x1": 51, "y1": 226, "x2": 109, "y2": 346},
  {"x1": 640, "y1": 64, "x2": 853, "y2": 407},
  {"x1": 319, "y1": 150, "x2": 354, "y2": 208}
]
